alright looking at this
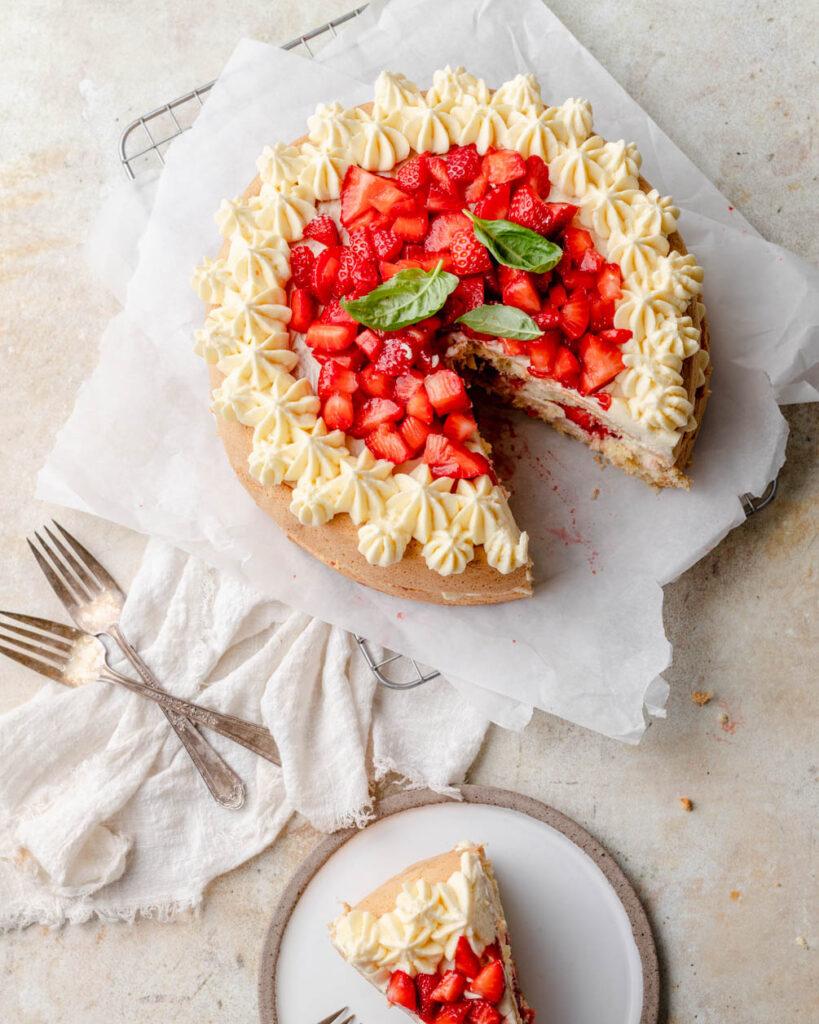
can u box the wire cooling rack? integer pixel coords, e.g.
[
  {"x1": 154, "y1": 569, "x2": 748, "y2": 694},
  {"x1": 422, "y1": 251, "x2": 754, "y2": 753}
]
[{"x1": 118, "y1": 3, "x2": 778, "y2": 689}]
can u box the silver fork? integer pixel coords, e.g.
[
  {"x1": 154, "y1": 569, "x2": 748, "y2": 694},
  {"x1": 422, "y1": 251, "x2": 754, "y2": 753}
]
[
  {"x1": 317, "y1": 1011, "x2": 357, "y2": 1024},
  {"x1": 0, "y1": 612, "x2": 281, "y2": 765},
  {"x1": 27, "y1": 522, "x2": 246, "y2": 809}
]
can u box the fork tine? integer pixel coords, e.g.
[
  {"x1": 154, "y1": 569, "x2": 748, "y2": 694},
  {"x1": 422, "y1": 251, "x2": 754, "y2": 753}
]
[
  {"x1": 316, "y1": 1011, "x2": 351, "y2": 1024},
  {"x1": 0, "y1": 642, "x2": 67, "y2": 684},
  {"x1": 52, "y1": 520, "x2": 123, "y2": 598},
  {"x1": 0, "y1": 631, "x2": 69, "y2": 665},
  {"x1": 0, "y1": 611, "x2": 82, "y2": 641},
  {"x1": 27, "y1": 536, "x2": 85, "y2": 614},
  {"x1": 0, "y1": 618, "x2": 74, "y2": 654},
  {"x1": 42, "y1": 524, "x2": 104, "y2": 598}
]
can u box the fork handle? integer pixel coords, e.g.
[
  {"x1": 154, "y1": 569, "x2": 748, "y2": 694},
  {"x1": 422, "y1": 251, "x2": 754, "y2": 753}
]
[
  {"x1": 107, "y1": 625, "x2": 246, "y2": 809},
  {"x1": 99, "y1": 664, "x2": 281, "y2": 765}
]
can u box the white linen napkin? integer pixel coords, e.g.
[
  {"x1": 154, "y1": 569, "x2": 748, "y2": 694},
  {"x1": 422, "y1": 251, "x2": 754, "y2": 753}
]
[{"x1": 0, "y1": 538, "x2": 502, "y2": 930}]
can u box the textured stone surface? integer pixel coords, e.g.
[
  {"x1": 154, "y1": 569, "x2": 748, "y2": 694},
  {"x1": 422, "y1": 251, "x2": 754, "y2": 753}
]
[{"x1": 0, "y1": 1, "x2": 816, "y2": 1022}]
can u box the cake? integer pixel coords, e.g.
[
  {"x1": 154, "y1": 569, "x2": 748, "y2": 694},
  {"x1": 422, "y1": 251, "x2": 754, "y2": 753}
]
[
  {"x1": 192, "y1": 67, "x2": 709, "y2": 604},
  {"x1": 329, "y1": 842, "x2": 533, "y2": 1024}
]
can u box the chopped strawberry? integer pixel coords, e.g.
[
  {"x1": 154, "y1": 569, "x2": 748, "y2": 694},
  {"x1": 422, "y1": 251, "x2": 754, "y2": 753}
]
[
  {"x1": 379, "y1": 260, "x2": 404, "y2": 280},
  {"x1": 394, "y1": 369, "x2": 425, "y2": 403},
  {"x1": 464, "y1": 171, "x2": 489, "y2": 203},
  {"x1": 562, "y1": 226, "x2": 594, "y2": 263},
  {"x1": 425, "y1": 211, "x2": 472, "y2": 253},
  {"x1": 425, "y1": 185, "x2": 463, "y2": 211},
  {"x1": 416, "y1": 973, "x2": 443, "y2": 1024},
  {"x1": 598, "y1": 328, "x2": 632, "y2": 345},
  {"x1": 508, "y1": 185, "x2": 551, "y2": 234},
  {"x1": 360, "y1": 362, "x2": 394, "y2": 398},
  {"x1": 431, "y1": 971, "x2": 467, "y2": 1003},
  {"x1": 386, "y1": 969, "x2": 417, "y2": 1011},
  {"x1": 524, "y1": 154, "x2": 550, "y2": 198},
  {"x1": 315, "y1": 347, "x2": 364, "y2": 371},
  {"x1": 428, "y1": 156, "x2": 459, "y2": 195},
  {"x1": 321, "y1": 391, "x2": 354, "y2": 431},
  {"x1": 597, "y1": 391, "x2": 613, "y2": 410},
  {"x1": 534, "y1": 303, "x2": 560, "y2": 330},
  {"x1": 406, "y1": 385, "x2": 435, "y2": 423},
  {"x1": 482, "y1": 149, "x2": 526, "y2": 185},
  {"x1": 443, "y1": 411, "x2": 477, "y2": 442},
  {"x1": 534, "y1": 269, "x2": 553, "y2": 293},
  {"x1": 451, "y1": 230, "x2": 492, "y2": 275},
  {"x1": 527, "y1": 330, "x2": 561, "y2": 378},
  {"x1": 430, "y1": 444, "x2": 492, "y2": 481},
  {"x1": 473, "y1": 182, "x2": 511, "y2": 221},
  {"x1": 446, "y1": 144, "x2": 482, "y2": 183},
  {"x1": 469, "y1": 960, "x2": 505, "y2": 1004},
  {"x1": 454, "y1": 936, "x2": 482, "y2": 979},
  {"x1": 423, "y1": 432, "x2": 454, "y2": 466},
  {"x1": 560, "y1": 268, "x2": 597, "y2": 292},
  {"x1": 340, "y1": 166, "x2": 410, "y2": 226},
  {"x1": 355, "y1": 328, "x2": 383, "y2": 360},
  {"x1": 348, "y1": 226, "x2": 375, "y2": 261},
  {"x1": 289, "y1": 245, "x2": 315, "y2": 288},
  {"x1": 318, "y1": 296, "x2": 357, "y2": 325},
  {"x1": 393, "y1": 211, "x2": 430, "y2": 241},
  {"x1": 578, "y1": 333, "x2": 625, "y2": 393},
  {"x1": 549, "y1": 282, "x2": 568, "y2": 308},
  {"x1": 305, "y1": 322, "x2": 357, "y2": 352},
  {"x1": 317, "y1": 360, "x2": 358, "y2": 399},
  {"x1": 289, "y1": 287, "x2": 315, "y2": 333},
  {"x1": 597, "y1": 263, "x2": 622, "y2": 301},
  {"x1": 589, "y1": 295, "x2": 615, "y2": 332},
  {"x1": 442, "y1": 275, "x2": 486, "y2": 327},
  {"x1": 501, "y1": 337, "x2": 528, "y2": 356},
  {"x1": 434, "y1": 1004, "x2": 472, "y2": 1024},
  {"x1": 396, "y1": 154, "x2": 431, "y2": 193},
  {"x1": 540, "y1": 201, "x2": 579, "y2": 236},
  {"x1": 415, "y1": 348, "x2": 443, "y2": 375},
  {"x1": 578, "y1": 246, "x2": 605, "y2": 273},
  {"x1": 303, "y1": 214, "x2": 339, "y2": 247},
  {"x1": 353, "y1": 396, "x2": 403, "y2": 436},
  {"x1": 334, "y1": 248, "x2": 366, "y2": 297},
  {"x1": 370, "y1": 228, "x2": 403, "y2": 261},
  {"x1": 559, "y1": 294, "x2": 590, "y2": 340},
  {"x1": 311, "y1": 246, "x2": 341, "y2": 304},
  {"x1": 424, "y1": 368, "x2": 471, "y2": 415},
  {"x1": 481, "y1": 942, "x2": 501, "y2": 962},
  {"x1": 553, "y1": 346, "x2": 582, "y2": 388},
  {"x1": 399, "y1": 415, "x2": 433, "y2": 454},
  {"x1": 366, "y1": 423, "x2": 413, "y2": 464},
  {"x1": 467, "y1": 1001, "x2": 503, "y2": 1024},
  {"x1": 375, "y1": 336, "x2": 418, "y2": 376},
  {"x1": 499, "y1": 266, "x2": 541, "y2": 315},
  {"x1": 403, "y1": 243, "x2": 426, "y2": 261}
]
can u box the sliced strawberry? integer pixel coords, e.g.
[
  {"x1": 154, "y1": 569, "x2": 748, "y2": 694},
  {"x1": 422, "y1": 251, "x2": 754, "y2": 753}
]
[
  {"x1": 341, "y1": 166, "x2": 410, "y2": 226},
  {"x1": 553, "y1": 345, "x2": 582, "y2": 388},
  {"x1": 429, "y1": 442, "x2": 492, "y2": 481},
  {"x1": 353, "y1": 396, "x2": 403, "y2": 436},
  {"x1": 375, "y1": 336, "x2": 418, "y2": 376},
  {"x1": 393, "y1": 211, "x2": 429, "y2": 242},
  {"x1": 467, "y1": 1001, "x2": 503, "y2": 1024},
  {"x1": 370, "y1": 228, "x2": 403, "y2": 261},
  {"x1": 360, "y1": 363, "x2": 394, "y2": 398},
  {"x1": 473, "y1": 182, "x2": 511, "y2": 221},
  {"x1": 562, "y1": 402, "x2": 610, "y2": 436},
  {"x1": 396, "y1": 154, "x2": 431, "y2": 193},
  {"x1": 482, "y1": 149, "x2": 526, "y2": 185},
  {"x1": 508, "y1": 185, "x2": 551, "y2": 234},
  {"x1": 469, "y1": 960, "x2": 505, "y2": 1004},
  {"x1": 399, "y1": 415, "x2": 433, "y2": 454},
  {"x1": 559, "y1": 294, "x2": 590, "y2": 340},
  {"x1": 317, "y1": 360, "x2": 358, "y2": 399},
  {"x1": 578, "y1": 246, "x2": 605, "y2": 273},
  {"x1": 443, "y1": 411, "x2": 477, "y2": 442},
  {"x1": 355, "y1": 328, "x2": 383, "y2": 361},
  {"x1": 425, "y1": 369, "x2": 471, "y2": 415},
  {"x1": 431, "y1": 971, "x2": 467, "y2": 1003},
  {"x1": 499, "y1": 266, "x2": 541, "y2": 315},
  {"x1": 562, "y1": 226, "x2": 594, "y2": 263},
  {"x1": 434, "y1": 1003, "x2": 472, "y2": 1024},
  {"x1": 528, "y1": 330, "x2": 561, "y2": 378},
  {"x1": 454, "y1": 936, "x2": 482, "y2": 979},
  {"x1": 386, "y1": 969, "x2": 417, "y2": 1011},
  {"x1": 597, "y1": 263, "x2": 622, "y2": 301},
  {"x1": 464, "y1": 171, "x2": 489, "y2": 203},
  {"x1": 541, "y1": 201, "x2": 579, "y2": 236},
  {"x1": 596, "y1": 391, "x2": 613, "y2": 410},
  {"x1": 446, "y1": 144, "x2": 482, "y2": 183},
  {"x1": 289, "y1": 287, "x2": 315, "y2": 333},
  {"x1": 366, "y1": 423, "x2": 413, "y2": 464},
  {"x1": 321, "y1": 392, "x2": 354, "y2": 431},
  {"x1": 406, "y1": 385, "x2": 435, "y2": 423},
  {"x1": 451, "y1": 230, "x2": 492, "y2": 275},
  {"x1": 578, "y1": 333, "x2": 626, "y2": 393},
  {"x1": 305, "y1": 322, "x2": 357, "y2": 352},
  {"x1": 599, "y1": 328, "x2": 632, "y2": 345},
  {"x1": 524, "y1": 154, "x2": 550, "y2": 198},
  {"x1": 589, "y1": 295, "x2": 615, "y2": 331},
  {"x1": 312, "y1": 246, "x2": 341, "y2": 304},
  {"x1": 417, "y1": 973, "x2": 443, "y2": 1024},
  {"x1": 303, "y1": 214, "x2": 339, "y2": 247},
  {"x1": 425, "y1": 212, "x2": 472, "y2": 252},
  {"x1": 289, "y1": 245, "x2": 315, "y2": 288},
  {"x1": 318, "y1": 296, "x2": 357, "y2": 325}
]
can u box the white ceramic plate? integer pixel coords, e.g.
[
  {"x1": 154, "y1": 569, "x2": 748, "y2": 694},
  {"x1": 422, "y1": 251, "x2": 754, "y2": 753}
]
[{"x1": 259, "y1": 788, "x2": 658, "y2": 1024}]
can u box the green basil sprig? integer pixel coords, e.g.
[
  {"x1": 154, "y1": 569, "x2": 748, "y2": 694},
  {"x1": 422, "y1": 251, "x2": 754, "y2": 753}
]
[
  {"x1": 341, "y1": 261, "x2": 459, "y2": 331},
  {"x1": 456, "y1": 304, "x2": 543, "y2": 341},
  {"x1": 464, "y1": 209, "x2": 562, "y2": 274}
]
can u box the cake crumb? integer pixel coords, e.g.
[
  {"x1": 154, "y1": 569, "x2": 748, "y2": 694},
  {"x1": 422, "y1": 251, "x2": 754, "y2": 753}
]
[
  {"x1": 795, "y1": 936, "x2": 809, "y2": 950},
  {"x1": 718, "y1": 711, "x2": 730, "y2": 726},
  {"x1": 680, "y1": 797, "x2": 693, "y2": 812},
  {"x1": 691, "y1": 690, "x2": 713, "y2": 706},
  {"x1": 591, "y1": 488, "x2": 599, "y2": 501},
  {"x1": 730, "y1": 890, "x2": 741, "y2": 901}
]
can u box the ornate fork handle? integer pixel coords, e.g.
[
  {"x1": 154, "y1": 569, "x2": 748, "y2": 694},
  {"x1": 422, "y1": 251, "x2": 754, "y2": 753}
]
[{"x1": 107, "y1": 624, "x2": 247, "y2": 808}]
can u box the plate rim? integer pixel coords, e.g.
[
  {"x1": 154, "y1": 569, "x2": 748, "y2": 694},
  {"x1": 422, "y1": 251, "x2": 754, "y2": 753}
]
[{"x1": 258, "y1": 784, "x2": 660, "y2": 1024}]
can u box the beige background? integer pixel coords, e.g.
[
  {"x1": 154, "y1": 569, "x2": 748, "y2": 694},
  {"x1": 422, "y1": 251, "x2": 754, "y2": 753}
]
[{"x1": 1, "y1": 1, "x2": 817, "y2": 1021}]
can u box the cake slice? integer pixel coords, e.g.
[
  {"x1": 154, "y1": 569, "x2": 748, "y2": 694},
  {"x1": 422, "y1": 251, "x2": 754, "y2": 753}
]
[{"x1": 329, "y1": 842, "x2": 533, "y2": 1023}]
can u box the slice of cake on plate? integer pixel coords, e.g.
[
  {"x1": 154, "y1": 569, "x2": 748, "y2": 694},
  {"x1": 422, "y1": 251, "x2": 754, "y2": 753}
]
[{"x1": 329, "y1": 842, "x2": 533, "y2": 1023}]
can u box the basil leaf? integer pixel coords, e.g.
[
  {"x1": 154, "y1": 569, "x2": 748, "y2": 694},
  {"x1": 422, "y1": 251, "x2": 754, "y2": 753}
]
[
  {"x1": 341, "y1": 262, "x2": 459, "y2": 331},
  {"x1": 456, "y1": 304, "x2": 543, "y2": 342},
  {"x1": 464, "y1": 210, "x2": 562, "y2": 274}
]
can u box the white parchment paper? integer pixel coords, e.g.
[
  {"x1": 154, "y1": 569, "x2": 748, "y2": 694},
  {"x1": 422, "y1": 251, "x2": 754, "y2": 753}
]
[{"x1": 39, "y1": 0, "x2": 818, "y2": 742}]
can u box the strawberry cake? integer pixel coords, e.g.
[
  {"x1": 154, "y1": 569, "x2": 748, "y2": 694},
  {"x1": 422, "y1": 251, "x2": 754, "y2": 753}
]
[
  {"x1": 192, "y1": 67, "x2": 709, "y2": 604},
  {"x1": 329, "y1": 842, "x2": 533, "y2": 1024}
]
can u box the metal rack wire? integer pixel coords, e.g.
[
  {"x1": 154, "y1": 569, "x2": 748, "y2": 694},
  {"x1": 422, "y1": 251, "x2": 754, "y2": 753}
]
[{"x1": 117, "y1": 3, "x2": 777, "y2": 690}]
